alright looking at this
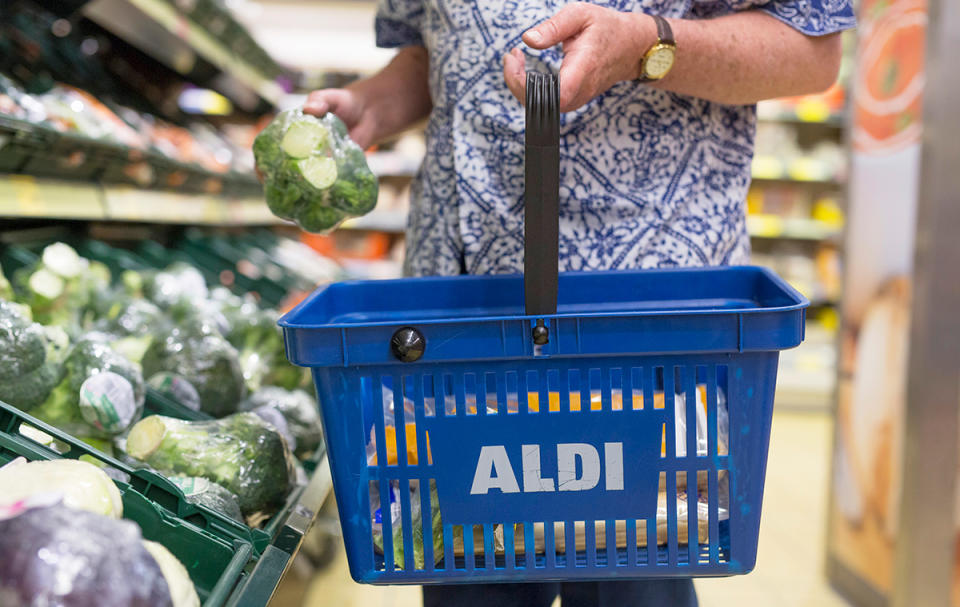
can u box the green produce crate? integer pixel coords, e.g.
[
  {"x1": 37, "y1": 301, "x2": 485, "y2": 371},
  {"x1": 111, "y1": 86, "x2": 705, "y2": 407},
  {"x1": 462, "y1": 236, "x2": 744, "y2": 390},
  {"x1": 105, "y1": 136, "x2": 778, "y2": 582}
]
[
  {"x1": 0, "y1": 401, "x2": 270, "y2": 553},
  {"x1": 0, "y1": 417, "x2": 253, "y2": 607}
]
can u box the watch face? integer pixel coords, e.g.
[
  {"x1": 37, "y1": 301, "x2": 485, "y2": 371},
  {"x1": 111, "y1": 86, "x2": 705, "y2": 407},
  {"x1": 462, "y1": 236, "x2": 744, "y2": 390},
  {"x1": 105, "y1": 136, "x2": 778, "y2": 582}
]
[{"x1": 645, "y1": 46, "x2": 675, "y2": 79}]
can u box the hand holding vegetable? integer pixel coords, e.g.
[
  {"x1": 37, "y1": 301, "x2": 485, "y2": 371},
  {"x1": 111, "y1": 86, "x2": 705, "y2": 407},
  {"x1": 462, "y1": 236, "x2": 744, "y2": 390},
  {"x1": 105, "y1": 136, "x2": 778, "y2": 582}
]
[{"x1": 303, "y1": 88, "x2": 374, "y2": 149}]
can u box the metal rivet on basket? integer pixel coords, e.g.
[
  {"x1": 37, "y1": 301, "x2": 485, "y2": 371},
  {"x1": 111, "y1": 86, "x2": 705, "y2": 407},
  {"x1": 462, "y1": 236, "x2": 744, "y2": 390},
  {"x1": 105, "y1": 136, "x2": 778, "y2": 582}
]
[
  {"x1": 532, "y1": 319, "x2": 549, "y2": 345},
  {"x1": 390, "y1": 327, "x2": 425, "y2": 362}
]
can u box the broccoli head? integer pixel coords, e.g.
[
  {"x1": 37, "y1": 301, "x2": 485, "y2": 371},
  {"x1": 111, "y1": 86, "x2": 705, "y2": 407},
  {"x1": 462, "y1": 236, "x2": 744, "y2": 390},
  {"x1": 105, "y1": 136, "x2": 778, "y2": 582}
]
[{"x1": 141, "y1": 326, "x2": 247, "y2": 417}]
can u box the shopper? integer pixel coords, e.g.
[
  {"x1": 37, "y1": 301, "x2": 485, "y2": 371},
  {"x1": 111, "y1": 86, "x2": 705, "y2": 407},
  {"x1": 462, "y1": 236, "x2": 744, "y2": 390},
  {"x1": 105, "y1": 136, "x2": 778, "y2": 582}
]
[{"x1": 305, "y1": 0, "x2": 853, "y2": 604}]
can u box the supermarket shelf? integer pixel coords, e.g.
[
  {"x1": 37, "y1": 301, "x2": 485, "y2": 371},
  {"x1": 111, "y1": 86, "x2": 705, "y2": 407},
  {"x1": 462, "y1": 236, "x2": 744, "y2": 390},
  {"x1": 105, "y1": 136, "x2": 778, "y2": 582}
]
[
  {"x1": 83, "y1": 0, "x2": 285, "y2": 110},
  {"x1": 341, "y1": 209, "x2": 407, "y2": 232},
  {"x1": 367, "y1": 150, "x2": 420, "y2": 179},
  {"x1": 0, "y1": 176, "x2": 284, "y2": 226},
  {"x1": 747, "y1": 214, "x2": 842, "y2": 241},
  {"x1": 756, "y1": 99, "x2": 846, "y2": 127},
  {"x1": 751, "y1": 156, "x2": 845, "y2": 185}
]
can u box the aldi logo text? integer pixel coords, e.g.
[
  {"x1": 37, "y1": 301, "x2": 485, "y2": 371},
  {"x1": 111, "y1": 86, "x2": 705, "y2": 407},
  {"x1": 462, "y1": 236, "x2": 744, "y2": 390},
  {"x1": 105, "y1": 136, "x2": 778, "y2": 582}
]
[{"x1": 470, "y1": 442, "x2": 624, "y2": 494}]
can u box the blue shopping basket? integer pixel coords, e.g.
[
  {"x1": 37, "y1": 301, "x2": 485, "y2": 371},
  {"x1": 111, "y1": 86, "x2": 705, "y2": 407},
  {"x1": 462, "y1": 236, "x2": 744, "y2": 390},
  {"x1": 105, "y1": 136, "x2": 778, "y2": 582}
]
[{"x1": 279, "y1": 73, "x2": 808, "y2": 584}]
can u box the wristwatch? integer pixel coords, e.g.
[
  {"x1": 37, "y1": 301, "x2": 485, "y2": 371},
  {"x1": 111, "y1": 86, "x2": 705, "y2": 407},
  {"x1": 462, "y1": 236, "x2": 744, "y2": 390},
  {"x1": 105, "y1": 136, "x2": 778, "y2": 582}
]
[{"x1": 638, "y1": 15, "x2": 676, "y2": 81}]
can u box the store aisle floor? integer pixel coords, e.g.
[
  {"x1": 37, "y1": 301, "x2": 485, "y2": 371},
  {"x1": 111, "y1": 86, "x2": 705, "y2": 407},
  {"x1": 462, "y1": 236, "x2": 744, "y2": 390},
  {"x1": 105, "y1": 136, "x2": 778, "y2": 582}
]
[{"x1": 278, "y1": 410, "x2": 849, "y2": 607}]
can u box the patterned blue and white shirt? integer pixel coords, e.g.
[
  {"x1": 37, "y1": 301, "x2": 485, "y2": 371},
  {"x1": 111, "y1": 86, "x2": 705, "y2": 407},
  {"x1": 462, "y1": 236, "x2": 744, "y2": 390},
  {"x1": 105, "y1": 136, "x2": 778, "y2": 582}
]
[{"x1": 376, "y1": 0, "x2": 855, "y2": 277}]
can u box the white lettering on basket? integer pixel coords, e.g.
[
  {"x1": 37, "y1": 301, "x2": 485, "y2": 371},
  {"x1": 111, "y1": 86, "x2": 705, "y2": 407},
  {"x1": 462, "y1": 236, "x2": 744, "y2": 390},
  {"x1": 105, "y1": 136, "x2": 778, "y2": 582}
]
[
  {"x1": 557, "y1": 443, "x2": 599, "y2": 491},
  {"x1": 469, "y1": 442, "x2": 625, "y2": 495},
  {"x1": 470, "y1": 446, "x2": 520, "y2": 495}
]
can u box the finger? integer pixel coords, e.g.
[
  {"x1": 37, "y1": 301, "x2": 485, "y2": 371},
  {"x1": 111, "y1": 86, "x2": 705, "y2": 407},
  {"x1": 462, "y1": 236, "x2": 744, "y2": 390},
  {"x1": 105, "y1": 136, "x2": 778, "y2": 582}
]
[
  {"x1": 558, "y1": 47, "x2": 591, "y2": 112},
  {"x1": 304, "y1": 89, "x2": 352, "y2": 118},
  {"x1": 503, "y1": 48, "x2": 526, "y2": 104},
  {"x1": 523, "y1": 3, "x2": 590, "y2": 49}
]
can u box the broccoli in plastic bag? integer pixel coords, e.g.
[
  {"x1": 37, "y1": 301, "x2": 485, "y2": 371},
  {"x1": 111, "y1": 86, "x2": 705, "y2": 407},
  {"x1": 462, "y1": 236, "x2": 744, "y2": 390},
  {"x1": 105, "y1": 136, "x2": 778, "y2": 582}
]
[{"x1": 254, "y1": 109, "x2": 378, "y2": 232}]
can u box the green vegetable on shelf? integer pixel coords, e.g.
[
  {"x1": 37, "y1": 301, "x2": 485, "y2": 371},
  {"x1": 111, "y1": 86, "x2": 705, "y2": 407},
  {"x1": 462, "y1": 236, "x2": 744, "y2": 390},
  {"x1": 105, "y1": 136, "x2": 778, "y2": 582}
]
[
  {"x1": 254, "y1": 109, "x2": 378, "y2": 233},
  {"x1": 31, "y1": 332, "x2": 145, "y2": 438},
  {"x1": 240, "y1": 387, "x2": 323, "y2": 458},
  {"x1": 168, "y1": 475, "x2": 244, "y2": 523},
  {"x1": 0, "y1": 300, "x2": 64, "y2": 411},
  {"x1": 141, "y1": 324, "x2": 246, "y2": 417},
  {"x1": 12, "y1": 242, "x2": 111, "y2": 330},
  {"x1": 125, "y1": 413, "x2": 297, "y2": 519}
]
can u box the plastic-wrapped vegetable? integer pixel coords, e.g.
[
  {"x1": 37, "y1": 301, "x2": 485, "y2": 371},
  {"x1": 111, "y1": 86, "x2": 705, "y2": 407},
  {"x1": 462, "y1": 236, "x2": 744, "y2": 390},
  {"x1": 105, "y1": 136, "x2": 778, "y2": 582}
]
[
  {"x1": 141, "y1": 324, "x2": 246, "y2": 417},
  {"x1": 125, "y1": 413, "x2": 296, "y2": 519},
  {"x1": 168, "y1": 475, "x2": 244, "y2": 523},
  {"x1": 371, "y1": 480, "x2": 444, "y2": 570},
  {"x1": 0, "y1": 458, "x2": 123, "y2": 519},
  {"x1": 0, "y1": 505, "x2": 172, "y2": 607},
  {"x1": 240, "y1": 387, "x2": 323, "y2": 457},
  {"x1": 254, "y1": 109, "x2": 378, "y2": 232},
  {"x1": 148, "y1": 373, "x2": 202, "y2": 412},
  {"x1": 0, "y1": 301, "x2": 65, "y2": 411},
  {"x1": 144, "y1": 262, "x2": 209, "y2": 309},
  {"x1": 31, "y1": 332, "x2": 145, "y2": 438},
  {"x1": 96, "y1": 298, "x2": 169, "y2": 363},
  {"x1": 142, "y1": 540, "x2": 200, "y2": 607},
  {"x1": 12, "y1": 242, "x2": 111, "y2": 329}
]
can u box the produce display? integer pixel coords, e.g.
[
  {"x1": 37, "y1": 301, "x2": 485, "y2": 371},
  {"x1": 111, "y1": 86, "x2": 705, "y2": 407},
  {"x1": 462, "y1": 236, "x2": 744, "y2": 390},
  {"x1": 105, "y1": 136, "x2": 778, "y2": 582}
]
[
  {"x1": 0, "y1": 72, "x2": 256, "y2": 175},
  {"x1": 0, "y1": 240, "x2": 324, "y2": 529},
  {"x1": 254, "y1": 109, "x2": 378, "y2": 232},
  {"x1": 126, "y1": 413, "x2": 297, "y2": 519}
]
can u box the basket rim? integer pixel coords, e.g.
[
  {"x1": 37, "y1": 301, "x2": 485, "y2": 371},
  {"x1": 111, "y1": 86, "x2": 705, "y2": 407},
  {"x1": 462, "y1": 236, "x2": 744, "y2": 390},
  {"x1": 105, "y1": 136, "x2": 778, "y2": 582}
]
[{"x1": 279, "y1": 265, "x2": 809, "y2": 330}]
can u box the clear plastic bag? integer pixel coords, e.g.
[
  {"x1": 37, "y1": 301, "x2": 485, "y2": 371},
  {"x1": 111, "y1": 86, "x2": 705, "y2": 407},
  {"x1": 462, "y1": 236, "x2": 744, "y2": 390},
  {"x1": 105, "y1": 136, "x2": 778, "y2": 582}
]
[{"x1": 253, "y1": 109, "x2": 378, "y2": 233}]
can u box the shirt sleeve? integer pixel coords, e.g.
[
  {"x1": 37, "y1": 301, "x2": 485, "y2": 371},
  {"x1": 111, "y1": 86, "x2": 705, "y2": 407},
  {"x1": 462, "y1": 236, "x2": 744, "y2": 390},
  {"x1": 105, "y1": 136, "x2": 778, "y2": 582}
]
[
  {"x1": 375, "y1": 0, "x2": 425, "y2": 48},
  {"x1": 757, "y1": 0, "x2": 856, "y2": 36}
]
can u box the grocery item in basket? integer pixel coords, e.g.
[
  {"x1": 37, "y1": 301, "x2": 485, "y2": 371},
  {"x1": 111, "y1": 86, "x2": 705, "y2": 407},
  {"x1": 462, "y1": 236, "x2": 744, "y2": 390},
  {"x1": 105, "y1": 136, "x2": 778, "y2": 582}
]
[
  {"x1": 141, "y1": 323, "x2": 246, "y2": 417},
  {"x1": 240, "y1": 387, "x2": 323, "y2": 458},
  {"x1": 125, "y1": 413, "x2": 297, "y2": 520},
  {"x1": 0, "y1": 458, "x2": 123, "y2": 519},
  {"x1": 0, "y1": 300, "x2": 63, "y2": 411},
  {"x1": 0, "y1": 505, "x2": 172, "y2": 606},
  {"x1": 168, "y1": 475, "x2": 244, "y2": 523},
  {"x1": 142, "y1": 540, "x2": 201, "y2": 607},
  {"x1": 32, "y1": 332, "x2": 145, "y2": 438},
  {"x1": 523, "y1": 490, "x2": 729, "y2": 555},
  {"x1": 253, "y1": 109, "x2": 378, "y2": 233},
  {"x1": 371, "y1": 480, "x2": 446, "y2": 569}
]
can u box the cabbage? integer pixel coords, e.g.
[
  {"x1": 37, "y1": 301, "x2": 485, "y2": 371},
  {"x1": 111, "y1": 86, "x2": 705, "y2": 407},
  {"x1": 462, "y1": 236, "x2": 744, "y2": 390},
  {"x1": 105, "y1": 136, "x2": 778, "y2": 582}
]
[
  {"x1": 0, "y1": 458, "x2": 123, "y2": 518},
  {"x1": 143, "y1": 540, "x2": 201, "y2": 607}
]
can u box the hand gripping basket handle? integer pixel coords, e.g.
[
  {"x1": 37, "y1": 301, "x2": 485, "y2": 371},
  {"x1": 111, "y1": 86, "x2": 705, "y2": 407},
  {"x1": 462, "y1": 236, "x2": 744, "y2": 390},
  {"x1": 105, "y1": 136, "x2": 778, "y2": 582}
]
[{"x1": 524, "y1": 71, "x2": 560, "y2": 344}]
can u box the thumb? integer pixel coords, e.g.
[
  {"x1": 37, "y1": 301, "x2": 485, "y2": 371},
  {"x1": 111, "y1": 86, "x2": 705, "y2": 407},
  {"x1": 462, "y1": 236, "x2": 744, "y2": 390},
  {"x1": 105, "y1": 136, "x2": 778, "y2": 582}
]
[{"x1": 523, "y1": 4, "x2": 589, "y2": 49}]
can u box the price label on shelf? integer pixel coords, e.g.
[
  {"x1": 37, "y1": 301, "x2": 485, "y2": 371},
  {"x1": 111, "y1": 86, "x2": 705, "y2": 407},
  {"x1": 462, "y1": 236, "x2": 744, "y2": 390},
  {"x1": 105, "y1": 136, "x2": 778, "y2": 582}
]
[{"x1": 0, "y1": 176, "x2": 104, "y2": 218}]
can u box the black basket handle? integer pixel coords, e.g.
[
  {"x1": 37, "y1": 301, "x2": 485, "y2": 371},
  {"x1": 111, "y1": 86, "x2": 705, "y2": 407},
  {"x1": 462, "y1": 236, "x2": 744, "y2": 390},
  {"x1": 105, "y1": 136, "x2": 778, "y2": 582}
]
[{"x1": 524, "y1": 71, "x2": 560, "y2": 344}]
